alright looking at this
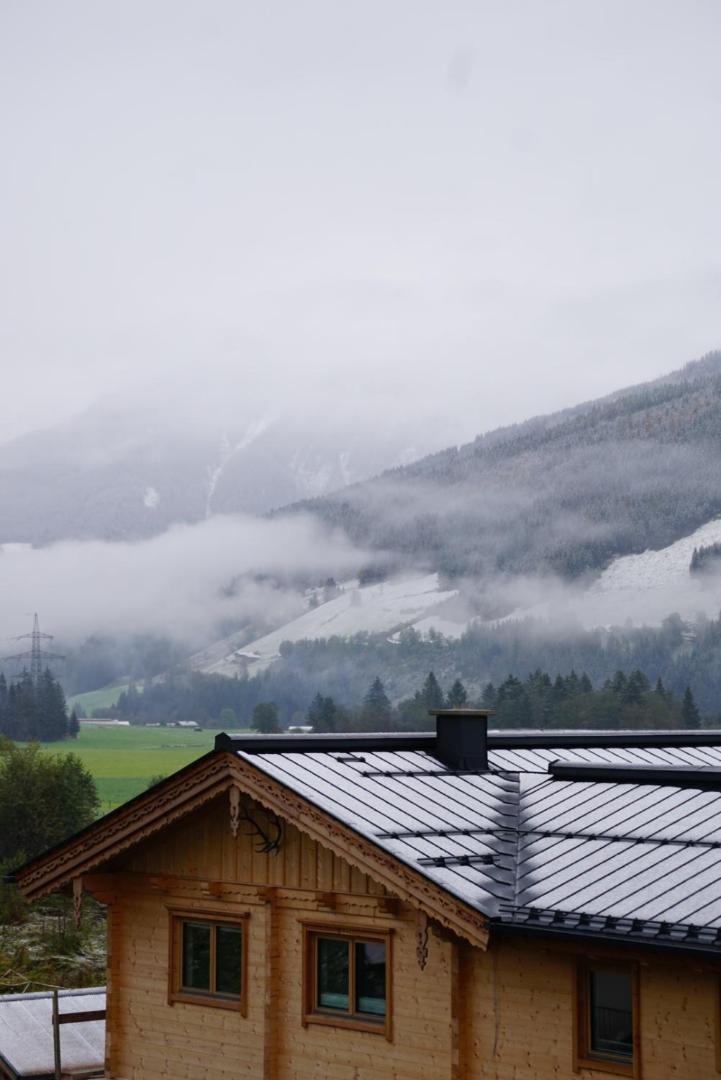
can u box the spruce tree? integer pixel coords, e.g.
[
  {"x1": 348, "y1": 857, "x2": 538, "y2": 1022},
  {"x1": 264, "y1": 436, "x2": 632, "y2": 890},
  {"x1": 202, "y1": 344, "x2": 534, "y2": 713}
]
[
  {"x1": 446, "y1": 679, "x2": 468, "y2": 708},
  {"x1": 68, "y1": 709, "x2": 80, "y2": 738},
  {"x1": 307, "y1": 693, "x2": 338, "y2": 732},
  {"x1": 252, "y1": 702, "x2": 281, "y2": 734},
  {"x1": 481, "y1": 683, "x2": 497, "y2": 707},
  {"x1": 361, "y1": 677, "x2": 392, "y2": 730},
  {"x1": 579, "y1": 673, "x2": 593, "y2": 694},
  {"x1": 681, "y1": 686, "x2": 701, "y2": 729},
  {"x1": 421, "y1": 672, "x2": 444, "y2": 712}
]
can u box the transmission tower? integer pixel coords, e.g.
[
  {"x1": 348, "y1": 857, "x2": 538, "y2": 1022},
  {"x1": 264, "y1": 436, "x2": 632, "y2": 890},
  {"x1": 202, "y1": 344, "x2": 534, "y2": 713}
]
[{"x1": 4, "y1": 613, "x2": 65, "y2": 683}]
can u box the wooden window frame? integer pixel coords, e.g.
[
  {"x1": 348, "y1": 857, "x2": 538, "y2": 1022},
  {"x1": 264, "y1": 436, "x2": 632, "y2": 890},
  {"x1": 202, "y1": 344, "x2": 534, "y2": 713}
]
[
  {"x1": 574, "y1": 959, "x2": 640, "y2": 1077},
  {"x1": 168, "y1": 908, "x2": 249, "y2": 1014},
  {"x1": 301, "y1": 923, "x2": 393, "y2": 1040}
]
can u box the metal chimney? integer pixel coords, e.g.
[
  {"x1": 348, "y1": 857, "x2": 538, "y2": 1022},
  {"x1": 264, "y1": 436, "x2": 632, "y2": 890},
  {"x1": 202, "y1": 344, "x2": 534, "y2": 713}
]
[{"x1": 431, "y1": 708, "x2": 492, "y2": 771}]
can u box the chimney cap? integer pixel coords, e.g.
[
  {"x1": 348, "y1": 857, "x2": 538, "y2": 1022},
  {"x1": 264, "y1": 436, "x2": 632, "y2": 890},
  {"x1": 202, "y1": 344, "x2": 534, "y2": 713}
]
[{"x1": 429, "y1": 708, "x2": 495, "y2": 717}]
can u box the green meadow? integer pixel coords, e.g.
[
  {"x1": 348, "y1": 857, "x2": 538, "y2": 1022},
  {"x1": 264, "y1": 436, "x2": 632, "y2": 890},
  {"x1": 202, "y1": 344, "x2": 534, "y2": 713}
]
[
  {"x1": 67, "y1": 683, "x2": 130, "y2": 715},
  {"x1": 38, "y1": 724, "x2": 224, "y2": 812}
]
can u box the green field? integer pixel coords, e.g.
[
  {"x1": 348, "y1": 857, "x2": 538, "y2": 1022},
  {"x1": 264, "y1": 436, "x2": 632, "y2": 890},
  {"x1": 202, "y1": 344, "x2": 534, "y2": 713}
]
[
  {"x1": 67, "y1": 683, "x2": 130, "y2": 715},
  {"x1": 39, "y1": 724, "x2": 224, "y2": 812}
]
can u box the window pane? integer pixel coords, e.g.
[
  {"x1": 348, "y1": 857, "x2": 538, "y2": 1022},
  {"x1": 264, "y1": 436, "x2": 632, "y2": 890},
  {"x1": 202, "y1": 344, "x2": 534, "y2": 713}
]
[
  {"x1": 590, "y1": 969, "x2": 633, "y2": 1060},
  {"x1": 215, "y1": 926, "x2": 242, "y2": 997},
  {"x1": 317, "y1": 937, "x2": 349, "y2": 1011},
  {"x1": 355, "y1": 940, "x2": 386, "y2": 1016},
  {"x1": 182, "y1": 922, "x2": 211, "y2": 991}
]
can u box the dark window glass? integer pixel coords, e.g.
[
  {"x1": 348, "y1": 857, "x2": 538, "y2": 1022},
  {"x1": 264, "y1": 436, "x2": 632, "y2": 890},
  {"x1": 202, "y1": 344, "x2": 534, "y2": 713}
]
[
  {"x1": 317, "y1": 937, "x2": 349, "y2": 1010},
  {"x1": 590, "y1": 969, "x2": 633, "y2": 1060},
  {"x1": 355, "y1": 941, "x2": 386, "y2": 1016},
  {"x1": 215, "y1": 926, "x2": 242, "y2": 997},
  {"x1": 182, "y1": 922, "x2": 211, "y2": 992}
]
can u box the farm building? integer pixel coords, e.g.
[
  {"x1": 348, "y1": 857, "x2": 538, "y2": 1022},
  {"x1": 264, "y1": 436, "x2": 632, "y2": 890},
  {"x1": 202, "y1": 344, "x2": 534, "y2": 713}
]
[{"x1": 11, "y1": 711, "x2": 721, "y2": 1079}]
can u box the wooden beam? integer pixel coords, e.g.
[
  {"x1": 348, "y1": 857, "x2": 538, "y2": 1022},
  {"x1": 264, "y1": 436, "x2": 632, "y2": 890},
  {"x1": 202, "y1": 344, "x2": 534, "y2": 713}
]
[
  {"x1": 262, "y1": 888, "x2": 279, "y2": 1080},
  {"x1": 57, "y1": 1009, "x2": 106, "y2": 1024}
]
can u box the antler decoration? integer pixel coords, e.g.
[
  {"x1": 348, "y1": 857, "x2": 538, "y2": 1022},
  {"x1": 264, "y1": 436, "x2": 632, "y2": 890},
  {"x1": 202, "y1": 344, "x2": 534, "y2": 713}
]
[{"x1": 229, "y1": 787, "x2": 283, "y2": 854}]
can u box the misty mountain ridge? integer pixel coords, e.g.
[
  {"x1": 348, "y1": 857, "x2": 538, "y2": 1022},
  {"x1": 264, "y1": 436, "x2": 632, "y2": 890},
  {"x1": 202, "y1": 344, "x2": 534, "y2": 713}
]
[
  {"x1": 290, "y1": 349, "x2": 721, "y2": 584},
  {"x1": 0, "y1": 389, "x2": 433, "y2": 544}
]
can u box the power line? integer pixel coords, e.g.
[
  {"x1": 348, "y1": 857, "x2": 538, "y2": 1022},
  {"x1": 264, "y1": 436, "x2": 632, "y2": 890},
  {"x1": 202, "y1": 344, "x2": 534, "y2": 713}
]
[{"x1": 4, "y1": 613, "x2": 65, "y2": 683}]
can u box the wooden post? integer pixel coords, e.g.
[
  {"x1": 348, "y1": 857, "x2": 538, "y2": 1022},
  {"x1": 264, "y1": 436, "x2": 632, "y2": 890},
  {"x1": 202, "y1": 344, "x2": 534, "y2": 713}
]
[
  {"x1": 52, "y1": 989, "x2": 61, "y2": 1080},
  {"x1": 262, "y1": 887, "x2": 279, "y2": 1080}
]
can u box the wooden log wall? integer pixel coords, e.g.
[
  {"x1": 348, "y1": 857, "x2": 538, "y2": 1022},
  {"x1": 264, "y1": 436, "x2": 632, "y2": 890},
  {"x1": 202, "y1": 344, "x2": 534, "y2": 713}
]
[{"x1": 99, "y1": 796, "x2": 721, "y2": 1080}]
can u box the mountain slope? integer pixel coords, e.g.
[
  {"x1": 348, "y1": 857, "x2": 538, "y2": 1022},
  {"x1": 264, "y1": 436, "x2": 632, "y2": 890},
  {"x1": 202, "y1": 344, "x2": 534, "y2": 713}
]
[
  {"x1": 0, "y1": 392, "x2": 430, "y2": 544},
  {"x1": 289, "y1": 351, "x2": 721, "y2": 583}
]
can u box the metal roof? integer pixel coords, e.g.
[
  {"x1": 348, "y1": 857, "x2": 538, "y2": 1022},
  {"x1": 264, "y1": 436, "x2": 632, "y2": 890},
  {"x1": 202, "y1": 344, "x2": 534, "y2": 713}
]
[
  {"x1": 0, "y1": 987, "x2": 105, "y2": 1079},
  {"x1": 229, "y1": 731, "x2": 721, "y2": 954}
]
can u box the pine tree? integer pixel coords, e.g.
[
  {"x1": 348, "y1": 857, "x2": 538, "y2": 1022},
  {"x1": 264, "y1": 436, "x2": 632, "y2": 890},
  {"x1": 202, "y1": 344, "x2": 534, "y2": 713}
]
[
  {"x1": 68, "y1": 709, "x2": 80, "y2": 738},
  {"x1": 446, "y1": 679, "x2": 468, "y2": 708},
  {"x1": 655, "y1": 678, "x2": 667, "y2": 699},
  {"x1": 609, "y1": 671, "x2": 628, "y2": 696},
  {"x1": 481, "y1": 683, "x2": 497, "y2": 708},
  {"x1": 307, "y1": 693, "x2": 339, "y2": 732},
  {"x1": 361, "y1": 677, "x2": 392, "y2": 730},
  {"x1": 420, "y1": 672, "x2": 444, "y2": 712},
  {"x1": 681, "y1": 686, "x2": 701, "y2": 729},
  {"x1": 252, "y1": 702, "x2": 281, "y2": 734}
]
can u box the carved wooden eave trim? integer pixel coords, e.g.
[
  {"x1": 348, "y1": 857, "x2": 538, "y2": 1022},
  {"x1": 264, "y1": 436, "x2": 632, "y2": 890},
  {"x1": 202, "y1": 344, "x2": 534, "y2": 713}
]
[
  {"x1": 226, "y1": 754, "x2": 490, "y2": 949},
  {"x1": 14, "y1": 749, "x2": 490, "y2": 948},
  {"x1": 14, "y1": 752, "x2": 235, "y2": 901}
]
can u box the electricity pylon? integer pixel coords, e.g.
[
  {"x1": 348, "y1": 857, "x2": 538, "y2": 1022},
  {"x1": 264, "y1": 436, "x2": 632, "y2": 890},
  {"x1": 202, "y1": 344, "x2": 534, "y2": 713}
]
[{"x1": 4, "y1": 613, "x2": 65, "y2": 683}]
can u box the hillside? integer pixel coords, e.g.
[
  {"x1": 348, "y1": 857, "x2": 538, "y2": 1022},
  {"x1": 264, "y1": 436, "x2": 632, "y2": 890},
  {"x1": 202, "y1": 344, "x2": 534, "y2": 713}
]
[
  {"x1": 289, "y1": 351, "x2": 721, "y2": 583},
  {"x1": 0, "y1": 390, "x2": 432, "y2": 544}
]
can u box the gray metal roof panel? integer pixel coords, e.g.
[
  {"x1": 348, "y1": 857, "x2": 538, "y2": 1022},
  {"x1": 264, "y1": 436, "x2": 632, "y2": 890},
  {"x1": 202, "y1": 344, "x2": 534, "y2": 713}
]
[
  {"x1": 238, "y1": 739, "x2": 721, "y2": 951},
  {"x1": 0, "y1": 987, "x2": 105, "y2": 1078}
]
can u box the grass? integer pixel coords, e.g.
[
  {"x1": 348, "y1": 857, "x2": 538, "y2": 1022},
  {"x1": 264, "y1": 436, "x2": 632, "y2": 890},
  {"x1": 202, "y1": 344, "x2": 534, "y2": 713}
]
[
  {"x1": 67, "y1": 683, "x2": 130, "y2": 714},
  {"x1": 37, "y1": 724, "x2": 225, "y2": 812}
]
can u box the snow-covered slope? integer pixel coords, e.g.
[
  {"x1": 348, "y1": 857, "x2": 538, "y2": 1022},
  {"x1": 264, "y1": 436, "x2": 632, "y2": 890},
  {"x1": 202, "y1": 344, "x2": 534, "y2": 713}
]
[
  {"x1": 592, "y1": 518, "x2": 721, "y2": 595},
  {"x1": 197, "y1": 573, "x2": 460, "y2": 677},
  {"x1": 495, "y1": 519, "x2": 721, "y2": 630}
]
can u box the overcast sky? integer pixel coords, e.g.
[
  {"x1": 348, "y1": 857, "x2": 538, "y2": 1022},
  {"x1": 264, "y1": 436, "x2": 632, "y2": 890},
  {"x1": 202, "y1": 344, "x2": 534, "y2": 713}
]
[{"x1": 1, "y1": 0, "x2": 720, "y2": 445}]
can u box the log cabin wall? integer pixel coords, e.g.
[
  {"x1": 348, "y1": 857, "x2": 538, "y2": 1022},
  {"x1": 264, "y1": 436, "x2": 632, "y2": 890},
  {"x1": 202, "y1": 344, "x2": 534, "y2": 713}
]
[
  {"x1": 459, "y1": 938, "x2": 719, "y2": 1078},
  {"x1": 100, "y1": 796, "x2": 721, "y2": 1080},
  {"x1": 104, "y1": 796, "x2": 456, "y2": 1079}
]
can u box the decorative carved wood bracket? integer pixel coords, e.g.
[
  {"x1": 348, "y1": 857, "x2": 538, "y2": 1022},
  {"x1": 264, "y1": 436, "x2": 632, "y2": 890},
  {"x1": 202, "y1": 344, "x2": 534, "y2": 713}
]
[
  {"x1": 73, "y1": 877, "x2": 83, "y2": 928},
  {"x1": 229, "y1": 786, "x2": 283, "y2": 853},
  {"x1": 416, "y1": 910, "x2": 429, "y2": 970}
]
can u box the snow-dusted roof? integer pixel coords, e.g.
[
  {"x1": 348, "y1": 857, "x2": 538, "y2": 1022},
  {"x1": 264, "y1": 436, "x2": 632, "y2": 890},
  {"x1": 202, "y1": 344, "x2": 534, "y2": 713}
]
[
  {"x1": 0, "y1": 987, "x2": 105, "y2": 1079},
  {"x1": 227, "y1": 731, "x2": 721, "y2": 954}
]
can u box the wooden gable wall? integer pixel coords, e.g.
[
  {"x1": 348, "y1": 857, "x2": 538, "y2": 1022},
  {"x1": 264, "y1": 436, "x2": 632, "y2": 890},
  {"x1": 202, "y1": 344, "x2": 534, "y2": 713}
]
[
  {"x1": 117, "y1": 794, "x2": 388, "y2": 898},
  {"x1": 101, "y1": 794, "x2": 460, "y2": 1080}
]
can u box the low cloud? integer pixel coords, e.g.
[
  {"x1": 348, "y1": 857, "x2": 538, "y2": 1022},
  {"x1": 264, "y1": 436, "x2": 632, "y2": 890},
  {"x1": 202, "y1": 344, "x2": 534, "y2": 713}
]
[{"x1": 0, "y1": 513, "x2": 368, "y2": 648}]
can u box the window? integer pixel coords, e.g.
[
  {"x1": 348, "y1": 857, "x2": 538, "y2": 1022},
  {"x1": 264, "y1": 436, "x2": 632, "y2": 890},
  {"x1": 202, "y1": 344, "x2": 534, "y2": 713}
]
[
  {"x1": 303, "y1": 925, "x2": 392, "y2": 1039},
  {"x1": 576, "y1": 961, "x2": 638, "y2": 1076},
  {"x1": 168, "y1": 910, "x2": 247, "y2": 1013}
]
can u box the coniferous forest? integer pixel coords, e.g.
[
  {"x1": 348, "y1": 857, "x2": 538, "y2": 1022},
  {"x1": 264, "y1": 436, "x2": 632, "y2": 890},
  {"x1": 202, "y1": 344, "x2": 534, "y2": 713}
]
[
  {"x1": 0, "y1": 669, "x2": 76, "y2": 741},
  {"x1": 113, "y1": 659, "x2": 704, "y2": 733}
]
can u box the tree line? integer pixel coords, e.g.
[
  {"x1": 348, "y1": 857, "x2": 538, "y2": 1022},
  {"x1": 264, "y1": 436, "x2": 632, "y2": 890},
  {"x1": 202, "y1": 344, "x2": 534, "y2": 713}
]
[
  {"x1": 245, "y1": 667, "x2": 702, "y2": 733},
  {"x1": 0, "y1": 670, "x2": 78, "y2": 742},
  {"x1": 108, "y1": 607, "x2": 721, "y2": 727}
]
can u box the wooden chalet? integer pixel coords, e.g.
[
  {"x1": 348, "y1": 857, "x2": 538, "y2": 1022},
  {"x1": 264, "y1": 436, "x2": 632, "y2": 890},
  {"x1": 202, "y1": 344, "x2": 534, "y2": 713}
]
[{"x1": 12, "y1": 711, "x2": 721, "y2": 1079}]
